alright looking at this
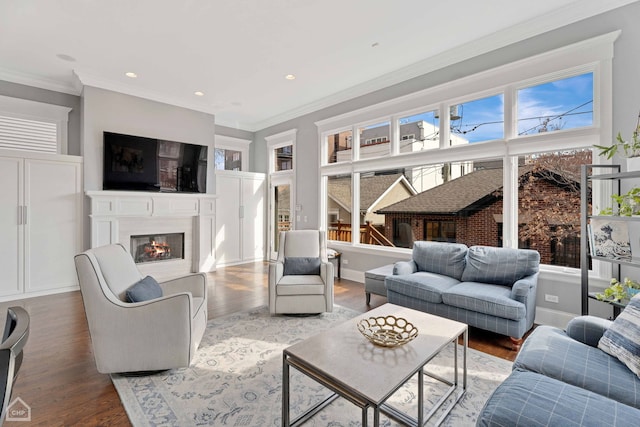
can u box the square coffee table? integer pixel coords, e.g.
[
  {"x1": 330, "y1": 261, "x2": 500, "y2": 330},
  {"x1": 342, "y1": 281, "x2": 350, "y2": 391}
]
[{"x1": 282, "y1": 303, "x2": 468, "y2": 426}]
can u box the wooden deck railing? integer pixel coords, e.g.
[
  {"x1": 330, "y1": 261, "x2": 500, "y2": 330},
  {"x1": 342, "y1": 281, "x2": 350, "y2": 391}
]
[{"x1": 328, "y1": 222, "x2": 394, "y2": 247}]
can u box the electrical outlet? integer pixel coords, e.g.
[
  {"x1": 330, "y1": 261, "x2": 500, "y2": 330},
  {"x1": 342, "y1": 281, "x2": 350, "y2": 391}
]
[
  {"x1": 545, "y1": 294, "x2": 559, "y2": 303},
  {"x1": 342, "y1": 259, "x2": 349, "y2": 265}
]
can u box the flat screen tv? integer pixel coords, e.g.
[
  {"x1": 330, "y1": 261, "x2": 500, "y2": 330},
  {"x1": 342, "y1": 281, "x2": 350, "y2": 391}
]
[{"x1": 103, "y1": 132, "x2": 208, "y2": 193}]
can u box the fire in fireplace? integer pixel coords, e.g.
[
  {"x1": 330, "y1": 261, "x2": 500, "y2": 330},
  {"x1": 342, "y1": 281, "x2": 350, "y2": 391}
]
[{"x1": 131, "y1": 233, "x2": 185, "y2": 264}]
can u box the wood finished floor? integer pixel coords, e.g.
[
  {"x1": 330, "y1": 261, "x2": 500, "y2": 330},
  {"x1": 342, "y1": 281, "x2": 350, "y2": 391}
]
[{"x1": 2, "y1": 262, "x2": 524, "y2": 426}]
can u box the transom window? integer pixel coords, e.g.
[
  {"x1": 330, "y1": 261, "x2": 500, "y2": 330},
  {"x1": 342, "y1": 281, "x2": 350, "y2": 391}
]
[{"x1": 317, "y1": 32, "x2": 616, "y2": 273}]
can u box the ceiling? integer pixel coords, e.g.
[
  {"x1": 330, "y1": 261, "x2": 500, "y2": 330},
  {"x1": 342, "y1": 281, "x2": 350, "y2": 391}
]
[{"x1": 0, "y1": 1, "x2": 635, "y2": 131}]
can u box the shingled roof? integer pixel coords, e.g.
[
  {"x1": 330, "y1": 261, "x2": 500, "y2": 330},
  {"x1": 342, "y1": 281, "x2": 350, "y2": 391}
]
[
  {"x1": 377, "y1": 166, "x2": 533, "y2": 214},
  {"x1": 328, "y1": 173, "x2": 415, "y2": 212}
]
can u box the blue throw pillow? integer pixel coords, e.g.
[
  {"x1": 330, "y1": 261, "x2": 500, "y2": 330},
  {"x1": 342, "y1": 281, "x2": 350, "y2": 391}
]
[
  {"x1": 125, "y1": 276, "x2": 163, "y2": 302},
  {"x1": 283, "y1": 257, "x2": 321, "y2": 275},
  {"x1": 598, "y1": 293, "x2": 640, "y2": 378}
]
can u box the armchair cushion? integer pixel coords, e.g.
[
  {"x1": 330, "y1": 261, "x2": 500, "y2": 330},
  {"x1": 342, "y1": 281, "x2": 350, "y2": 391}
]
[
  {"x1": 461, "y1": 246, "x2": 540, "y2": 286},
  {"x1": 598, "y1": 293, "x2": 640, "y2": 378},
  {"x1": 125, "y1": 275, "x2": 163, "y2": 303},
  {"x1": 283, "y1": 257, "x2": 321, "y2": 275}
]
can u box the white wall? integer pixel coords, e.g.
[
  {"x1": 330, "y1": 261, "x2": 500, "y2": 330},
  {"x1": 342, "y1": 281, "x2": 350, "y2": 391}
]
[
  {"x1": 81, "y1": 86, "x2": 217, "y2": 248},
  {"x1": 251, "y1": 2, "x2": 640, "y2": 325}
]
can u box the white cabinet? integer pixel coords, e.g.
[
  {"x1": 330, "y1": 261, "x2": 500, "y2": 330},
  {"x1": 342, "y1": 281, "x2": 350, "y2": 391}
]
[
  {"x1": 215, "y1": 171, "x2": 265, "y2": 266},
  {"x1": 0, "y1": 152, "x2": 83, "y2": 299}
]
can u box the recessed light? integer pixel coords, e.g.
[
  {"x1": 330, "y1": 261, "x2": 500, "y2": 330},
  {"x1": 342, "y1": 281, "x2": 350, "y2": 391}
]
[
  {"x1": 285, "y1": 74, "x2": 296, "y2": 80},
  {"x1": 125, "y1": 72, "x2": 138, "y2": 78},
  {"x1": 194, "y1": 91, "x2": 204, "y2": 97},
  {"x1": 371, "y1": 42, "x2": 380, "y2": 48}
]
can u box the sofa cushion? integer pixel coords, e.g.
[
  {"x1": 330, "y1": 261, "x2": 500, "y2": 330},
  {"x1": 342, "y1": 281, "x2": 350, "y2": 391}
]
[
  {"x1": 514, "y1": 325, "x2": 640, "y2": 408},
  {"x1": 477, "y1": 369, "x2": 640, "y2": 427},
  {"x1": 125, "y1": 276, "x2": 163, "y2": 303},
  {"x1": 276, "y1": 275, "x2": 326, "y2": 295},
  {"x1": 598, "y1": 293, "x2": 640, "y2": 378},
  {"x1": 461, "y1": 246, "x2": 539, "y2": 286},
  {"x1": 283, "y1": 257, "x2": 321, "y2": 275},
  {"x1": 442, "y1": 282, "x2": 525, "y2": 320},
  {"x1": 412, "y1": 241, "x2": 467, "y2": 280},
  {"x1": 384, "y1": 273, "x2": 460, "y2": 304}
]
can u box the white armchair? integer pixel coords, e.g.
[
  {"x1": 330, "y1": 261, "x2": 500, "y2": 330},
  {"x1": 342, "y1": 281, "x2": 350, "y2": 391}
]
[
  {"x1": 269, "y1": 230, "x2": 334, "y2": 314},
  {"x1": 74, "y1": 244, "x2": 207, "y2": 374}
]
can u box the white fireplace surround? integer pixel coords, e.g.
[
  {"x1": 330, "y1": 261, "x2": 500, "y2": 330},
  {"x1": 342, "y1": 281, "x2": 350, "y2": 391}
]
[{"x1": 87, "y1": 191, "x2": 216, "y2": 279}]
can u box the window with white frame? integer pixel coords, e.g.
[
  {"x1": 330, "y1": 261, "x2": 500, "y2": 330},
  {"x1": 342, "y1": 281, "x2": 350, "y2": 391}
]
[
  {"x1": 214, "y1": 135, "x2": 251, "y2": 171},
  {"x1": 317, "y1": 31, "x2": 618, "y2": 272},
  {"x1": 0, "y1": 95, "x2": 71, "y2": 154}
]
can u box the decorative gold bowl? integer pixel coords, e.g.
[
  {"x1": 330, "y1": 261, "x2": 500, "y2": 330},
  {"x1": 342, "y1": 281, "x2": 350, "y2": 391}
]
[{"x1": 357, "y1": 315, "x2": 418, "y2": 347}]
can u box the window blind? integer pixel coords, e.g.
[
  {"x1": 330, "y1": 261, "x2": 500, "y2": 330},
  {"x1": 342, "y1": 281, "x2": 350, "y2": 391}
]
[{"x1": 0, "y1": 115, "x2": 57, "y2": 153}]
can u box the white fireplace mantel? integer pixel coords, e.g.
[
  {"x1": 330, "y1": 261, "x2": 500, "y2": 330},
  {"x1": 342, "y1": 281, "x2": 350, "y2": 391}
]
[{"x1": 86, "y1": 190, "x2": 217, "y2": 275}]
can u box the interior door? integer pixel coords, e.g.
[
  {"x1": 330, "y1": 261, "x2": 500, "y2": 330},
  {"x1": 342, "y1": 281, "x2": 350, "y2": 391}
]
[
  {"x1": 0, "y1": 157, "x2": 23, "y2": 296},
  {"x1": 269, "y1": 175, "x2": 293, "y2": 260},
  {"x1": 215, "y1": 172, "x2": 242, "y2": 265}
]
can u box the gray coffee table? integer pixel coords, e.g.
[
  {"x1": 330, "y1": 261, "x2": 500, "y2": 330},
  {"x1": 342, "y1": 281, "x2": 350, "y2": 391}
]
[{"x1": 282, "y1": 303, "x2": 468, "y2": 426}]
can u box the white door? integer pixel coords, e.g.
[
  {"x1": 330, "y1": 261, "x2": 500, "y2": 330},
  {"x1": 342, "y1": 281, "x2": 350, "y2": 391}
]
[
  {"x1": 215, "y1": 173, "x2": 242, "y2": 265},
  {"x1": 269, "y1": 175, "x2": 293, "y2": 260},
  {"x1": 242, "y1": 174, "x2": 266, "y2": 262},
  {"x1": 24, "y1": 158, "x2": 82, "y2": 293},
  {"x1": 0, "y1": 157, "x2": 23, "y2": 296}
]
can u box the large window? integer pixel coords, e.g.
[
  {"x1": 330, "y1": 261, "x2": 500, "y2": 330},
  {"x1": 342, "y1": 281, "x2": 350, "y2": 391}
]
[{"x1": 318, "y1": 32, "x2": 615, "y2": 272}]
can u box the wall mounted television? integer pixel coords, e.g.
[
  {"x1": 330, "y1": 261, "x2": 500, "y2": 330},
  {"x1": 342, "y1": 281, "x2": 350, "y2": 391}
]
[{"x1": 103, "y1": 131, "x2": 208, "y2": 193}]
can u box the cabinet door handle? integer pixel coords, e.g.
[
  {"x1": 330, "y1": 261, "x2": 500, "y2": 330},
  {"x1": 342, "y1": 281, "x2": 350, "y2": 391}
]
[
  {"x1": 17, "y1": 206, "x2": 22, "y2": 225},
  {"x1": 23, "y1": 206, "x2": 27, "y2": 225}
]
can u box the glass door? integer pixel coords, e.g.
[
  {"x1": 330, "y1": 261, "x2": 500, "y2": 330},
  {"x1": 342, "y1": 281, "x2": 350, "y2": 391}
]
[{"x1": 269, "y1": 176, "x2": 293, "y2": 259}]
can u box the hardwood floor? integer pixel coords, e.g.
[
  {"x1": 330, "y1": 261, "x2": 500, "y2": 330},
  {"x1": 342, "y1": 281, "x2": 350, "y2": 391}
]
[{"x1": 2, "y1": 262, "x2": 524, "y2": 426}]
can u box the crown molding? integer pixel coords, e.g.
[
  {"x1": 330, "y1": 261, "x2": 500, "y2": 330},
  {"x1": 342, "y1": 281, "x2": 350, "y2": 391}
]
[
  {"x1": 0, "y1": 66, "x2": 80, "y2": 96},
  {"x1": 250, "y1": 0, "x2": 636, "y2": 132}
]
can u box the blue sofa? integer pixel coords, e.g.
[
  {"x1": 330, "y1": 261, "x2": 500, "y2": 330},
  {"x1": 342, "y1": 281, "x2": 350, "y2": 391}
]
[
  {"x1": 385, "y1": 241, "x2": 540, "y2": 344},
  {"x1": 477, "y1": 316, "x2": 640, "y2": 426}
]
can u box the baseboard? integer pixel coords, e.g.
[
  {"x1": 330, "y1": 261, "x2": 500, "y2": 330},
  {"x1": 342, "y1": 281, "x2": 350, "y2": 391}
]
[
  {"x1": 340, "y1": 268, "x2": 364, "y2": 283},
  {"x1": 534, "y1": 307, "x2": 576, "y2": 329}
]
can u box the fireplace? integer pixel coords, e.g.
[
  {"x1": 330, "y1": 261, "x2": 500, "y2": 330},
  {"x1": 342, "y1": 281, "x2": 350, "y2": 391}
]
[{"x1": 131, "y1": 233, "x2": 185, "y2": 264}]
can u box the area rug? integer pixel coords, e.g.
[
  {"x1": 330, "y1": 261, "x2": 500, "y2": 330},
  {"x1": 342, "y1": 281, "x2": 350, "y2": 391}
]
[{"x1": 111, "y1": 305, "x2": 511, "y2": 426}]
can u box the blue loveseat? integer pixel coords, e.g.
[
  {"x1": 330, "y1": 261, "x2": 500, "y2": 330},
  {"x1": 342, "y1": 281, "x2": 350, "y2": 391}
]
[
  {"x1": 477, "y1": 316, "x2": 640, "y2": 426},
  {"x1": 385, "y1": 241, "x2": 540, "y2": 344}
]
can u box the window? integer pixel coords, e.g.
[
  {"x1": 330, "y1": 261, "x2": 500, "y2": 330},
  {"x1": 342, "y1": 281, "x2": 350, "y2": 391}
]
[
  {"x1": 399, "y1": 109, "x2": 440, "y2": 151},
  {"x1": 517, "y1": 149, "x2": 591, "y2": 268},
  {"x1": 518, "y1": 73, "x2": 593, "y2": 135},
  {"x1": 214, "y1": 148, "x2": 242, "y2": 171},
  {"x1": 317, "y1": 32, "x2": 615, "y2": 273},
  {"x1": 327, "y1": 174, "x2": 352, "y2": 243},
  {"x1": 0, "y1": 95, "x2": 72, "y2": 154},
  {"x1": 450, "y1": 94, "x2": 504, "y2": 144},
  {"x1": 358, "y1": 121, "x2": 390, "y2": 159},
  {"x1": 325, "y1": 130, "x2": 352, "y2": 164},
  {"x1": 215, "y1": 135, "x2": 250, "y2": 171},
  {"x1": 275, "y1": 145, "x2": 293, "y2": 171},
  {"x1": 425, "y1": 220, "x2": 456, "y2": 242}
]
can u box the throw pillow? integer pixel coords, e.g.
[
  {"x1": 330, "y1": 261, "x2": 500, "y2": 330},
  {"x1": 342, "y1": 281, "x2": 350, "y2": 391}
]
[
  {"x1": 283, "y1": 257, "x2": 321, "y2": 275},
  {"x1": 598, "y1": 293, "x2": 640, "y2": 378},
  {"x1": 125, "y1": 276, "x2": 163, "y2": 302}
]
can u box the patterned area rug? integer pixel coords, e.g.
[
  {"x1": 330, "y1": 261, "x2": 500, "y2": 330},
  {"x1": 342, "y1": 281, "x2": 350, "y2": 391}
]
[{"x1": 111, "y1": 305, "x2": 511, "y2": 426}]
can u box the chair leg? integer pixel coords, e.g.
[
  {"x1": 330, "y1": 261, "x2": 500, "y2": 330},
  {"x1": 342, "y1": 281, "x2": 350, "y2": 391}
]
[
  {"x1": 366, "y1": 292, "x2": 371, "y2": 305},
  {"x1": 510, "y1": 337, "x2": 523, "y2": 351}
]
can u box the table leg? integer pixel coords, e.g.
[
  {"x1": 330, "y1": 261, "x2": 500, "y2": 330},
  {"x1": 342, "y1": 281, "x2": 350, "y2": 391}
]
[
  {"x1": 282, "y1": 354, "x2": 290, "y2": 426},
  {"x1": 463, "y1": 328, "x2": 468, "y2": 390},
  {"x1": 418, "y1": 367, "x2": 424, "y2": 426}
]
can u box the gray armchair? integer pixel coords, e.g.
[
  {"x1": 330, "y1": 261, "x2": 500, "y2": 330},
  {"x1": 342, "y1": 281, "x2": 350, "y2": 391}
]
[
  {"x1": 269, "y1": 230, "x2": 334, "y2": 314},
  {"x1": 74, "y1": 244, "x2": 207, "y2": 374}
]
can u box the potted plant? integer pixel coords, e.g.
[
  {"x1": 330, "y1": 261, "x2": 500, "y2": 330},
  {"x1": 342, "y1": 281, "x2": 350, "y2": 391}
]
[
  {"x1": 594, "y1": 114, "x2": 640, "y2": 170},
  {"x1": 595, "y1": 277, "x2": 640, "y2": 302},
  {"x1": 598, "y1": 187, "x2": 640, "y2": 216}
]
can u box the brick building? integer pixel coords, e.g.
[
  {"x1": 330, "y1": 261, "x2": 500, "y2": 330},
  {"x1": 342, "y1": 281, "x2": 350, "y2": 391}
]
[{"x1": 376, "y1": 166, "x2": 582, "y2": 267}]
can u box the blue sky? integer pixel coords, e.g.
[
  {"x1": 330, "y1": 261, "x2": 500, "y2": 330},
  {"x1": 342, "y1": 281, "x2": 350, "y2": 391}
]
[{"x1": 401, "y1": 72, "x2": 593, "y2": 144}]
